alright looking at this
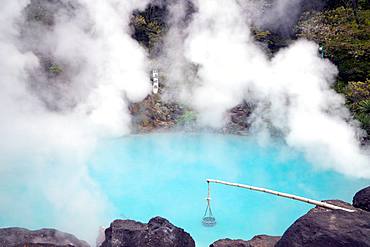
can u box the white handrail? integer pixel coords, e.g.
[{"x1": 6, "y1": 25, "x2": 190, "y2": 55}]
[{"x1": 207, "y1": 179, "x2": 355, "y2": 213}]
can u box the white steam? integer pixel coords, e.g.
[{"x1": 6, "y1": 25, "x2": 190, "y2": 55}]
[
  {"x1": 237, "y1": 0, "x2": 306, "y2": 34},
  {"x1": 0, "y1": 0, "x2": 150, "y2": 243},
  {"x1": 164, "y1": 0, "x2": 370, "y2": 177},
  {"x1": 158, "y1": 0, "x2": 196, "y2": 102},
  {"x1": 0, "y1": 0, "x2": 370, "y2": 244},
  {"x1": 76, "y1": 0, "x2": 151, "y2": 136}
]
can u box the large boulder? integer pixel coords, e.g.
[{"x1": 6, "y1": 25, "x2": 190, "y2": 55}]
[
  {"x1": 0, "y1": 227, "x2": 89, "y2": 247},
  {"x1": 353, "y1": 186, "x2": 370, "y2": 212},
  {"x1": 100, "y1": 216, "x2": 195, "y2": 247},
  {"x1": 275, "y1": 200, "x2": 370, "y2": 247},
  {"x1": 210, "y1": 235, "x2": 280, "y2": 247},
  {"x1": 225, "y1": 102, "x2": 253, "y2": 134}
]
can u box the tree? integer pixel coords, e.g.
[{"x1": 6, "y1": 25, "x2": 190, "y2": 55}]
[{"x1": 341, "y1": 0, "x2": 360, "y2": 24}]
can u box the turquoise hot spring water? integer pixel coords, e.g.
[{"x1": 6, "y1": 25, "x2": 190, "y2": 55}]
[
  {"x1": 0, "y1": 133, "x2": 369, "y2": 246},
  {"x1": 89, "y1": 133, "x2": 369, "y2": 246}
]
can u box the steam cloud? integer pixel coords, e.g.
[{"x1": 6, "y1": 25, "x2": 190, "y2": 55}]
[
  {"x1": 0, "y1": 0, "x2": 369, "y2": 244},
  {"x1": 163, "y1": 0, "x2": 370, "y2": 178},
  {"x1": 0, "y1": 0, "x2": 150, "y2": 243}
]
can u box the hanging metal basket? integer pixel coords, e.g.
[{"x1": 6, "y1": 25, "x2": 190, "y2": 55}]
[
  {"x1": 202, "y1": 182, "x2": 216, "y2": 227},
  {"x1": 202, "y1": 215, "x2": 216, "y2": 227},
  {"x1": 202, "y1": 200, "x2": 216, "y2": 227}
]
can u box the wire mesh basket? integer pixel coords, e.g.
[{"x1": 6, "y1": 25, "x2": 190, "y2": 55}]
[{"x1": 202, "y1": 182, "x2": 216, "y2": 227}]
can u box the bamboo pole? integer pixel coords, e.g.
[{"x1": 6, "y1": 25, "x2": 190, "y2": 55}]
[{"x1": 207, "y1": 179, "x2": 355, "y2": 213}]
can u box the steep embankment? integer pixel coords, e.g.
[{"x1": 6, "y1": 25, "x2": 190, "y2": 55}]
[
  {"x1": 130, "y1": 0, "x2": 369, "y2": 139},
  {"x1": 21, "y1": 0, "x2": 369, "y2": 138}
]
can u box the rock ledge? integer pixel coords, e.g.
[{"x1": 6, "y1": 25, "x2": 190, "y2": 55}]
[
  {"x1": 100, "y1": 216, "x2": 195, "y2": 247},
  {"x1": 211, "y1": 235, "x2": 280, "y2": 247},
  {"x1": 0, "y1": 227, "x2": 89, "y2": 247}
]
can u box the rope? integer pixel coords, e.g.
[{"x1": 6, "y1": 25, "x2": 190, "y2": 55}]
[
  {"x1": 203, "y1": 204, "x2": 209, "y2": 218},
  {"x1": 207, "y1": 181, "x2": 210, "y2": 200},
  {"x1": 203, "y1": 181, "x2": 214, "y2": 218},
  {"x1": 207, "y1": 181, "x2": 213, "y2": 217}
]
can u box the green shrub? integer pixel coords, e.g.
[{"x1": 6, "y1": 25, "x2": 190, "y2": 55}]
[
  {"x1": 48, "y1": 64, "x2": 63, "y2": 75},
  {"x1": 177, "y1": 110, "x2": 196, "y2": 125},
  {"x1": 345, "y1": 79, "x2": 370, "y2": 131}
]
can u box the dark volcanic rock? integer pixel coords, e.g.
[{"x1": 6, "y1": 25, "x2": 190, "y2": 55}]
[
  {"x1": 275, "y1": 200, "x2": 370, "y2": 247},
  {"x1": 25, "y1": 0, "x2": 76, "y2": 26},
  {"x1": 211, "y1": 235, "x2": 280, "y2": 247},
  {"x1": 353, "y1": 186, "x2": 370, "y2": 212},
  {"x1": 100, "y1": 216, "x2": 195, "y2": 247},
  {"x1": 131, "y1": 0, "x2": 195, "y2": 57},
  {"x1": 0, "y1": 227, "x2": 89, "y2": 247},
  {"x1": 225, "y1": 102, "x2": 253, "y2": 134},
  {"x1": 129, "y1": 94, "x2": 183, "y2": 132}
]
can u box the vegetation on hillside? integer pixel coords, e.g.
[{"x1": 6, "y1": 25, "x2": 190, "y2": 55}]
[
  {"x1": 296, "y1": 6, "x2": 369, "y2": 82},
  {"x1": 131, "y1": 4, "x2": 168, "y2": 56},
  {"x1": 130, "y1": 2, "x2": 369, "y2": 137},
  {"x1": 296, "y1": 5, "x2": 369, "y2": 137},
  {"x1": 131, "y1": 14, "x2": 165, "y2": 54},
  {"x1": 346, "y1": 80, "x2": 370, "y2": 134}
]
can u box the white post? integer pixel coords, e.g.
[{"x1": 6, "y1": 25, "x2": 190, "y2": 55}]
[
  {"x1": 207, "y1": 179, "x2": 355, "y2": 213},
  {"x1": 152, "y1": 69, "x2": 159, "y2": 94}
]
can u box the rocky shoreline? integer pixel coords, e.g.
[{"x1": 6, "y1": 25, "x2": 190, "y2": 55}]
[
  {"x1": 1, "y1": 186, "x2": 369, "y2": 247},
  {"x1": 128, "y1": 94, "x2": 253, "y2": 135}
]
